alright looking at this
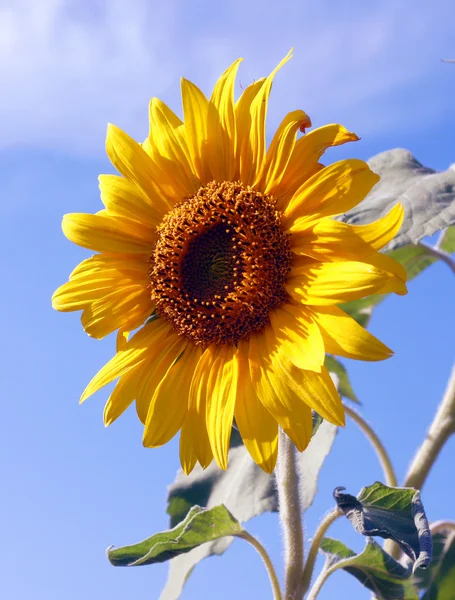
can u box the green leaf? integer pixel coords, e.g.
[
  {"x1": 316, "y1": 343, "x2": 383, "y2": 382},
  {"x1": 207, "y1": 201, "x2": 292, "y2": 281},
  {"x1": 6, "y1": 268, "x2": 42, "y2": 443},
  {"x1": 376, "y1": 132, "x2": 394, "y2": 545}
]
[
  {"x1": 345, "y1": 149, "x2": 455, "y2": 251},
  {"x1": 161, "y1": 443, "x2": 276, "y2": 599},
  {"x1": 160, "y1": 419, "x2": 337, "y2": 599},
  {"x1": 334, "y1": 482, "x2": 432, "y2": 571},
  {"x1": 413, "y1": 524, "x2": 455, "y2": 599},
  {"x1": 325, "y1": 355, "x2": 359, "y2": 403},
  {"x1": 319, "y1": 537, "x2": 418, "y2": 599},
  {"x1": 167, "y1": 417, "x2": 322, "y2": 529},
  {"x1": 107, "y1": 505, "x2": 242, "y2": 567},
  {"x1": 340, "y1": 151, "x2": 455, "y2": 327},
  {"x1": 440, "y1": 225, "x2": 455, "y2": 253},
  {"x1": 166, "y1": 429, "x2": 275, "y2": 533}
]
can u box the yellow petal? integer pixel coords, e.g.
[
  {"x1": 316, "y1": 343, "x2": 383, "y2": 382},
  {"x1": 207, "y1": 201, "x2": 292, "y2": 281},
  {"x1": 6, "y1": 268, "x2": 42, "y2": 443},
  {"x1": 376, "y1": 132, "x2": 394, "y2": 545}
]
[
  {"x1": 80, "y1": 288, "x2": 152, "y2": 339},
  {"x1": 292, "y1": 221, "x2": 376, "y2": 261},
  {"x1": 106, "y1": 123, "x2": 172, "y2": 214},
  {"x1": 268, "y1": 304, "x2": 325, "y2": 371},
  {"x1": 52, "y1": 255, "x2": 153, "y2": 337},
  {"x1": 293, "y1": 204, "x2": 405, "y2": 261},
  {"x1": 146, "y1": 98, "x2": 199, "y2": 200},
  {"x1": 116, "y1": 330, "x2": 130, "y2": 352},
  {"x1": 348, "y1": 204, "x2": 405, "y2": 251},
  {"x1": 237, "y1": 50, "x2": 293, "y2": 184},
  {"x1": 310, "y1": 305, "x2": 393, "y2": 361},
  {"x1": 362, "y1": 251, "x2": 407, "y2": 283},
  {"x1": 256, "y1": 109, "x2": 311, "y2": 194},
  {"x1": 206, "y1": 345, "x2": 239, "y2": 470},
  {"x1": 284, "y1": 159, "x2": 380, "y2": 229},
  {"x1": 103, "y1": 363, "x2": 142, "y2": 426},
  {"x1": 53, "y1": 274, "x2": 114, "y2": 312},
  {"x1": 274, "y1": 124, "x2": 359, "y2": 205},
  {"x1": 135, "y1": 335, "x2": 188, "y2": 424},
  {"x1": 235, "y1": 341, "x2": 278, "y2": 473},
  {"x1": 68, "y1": 254, "x2": 150, "y2": 279},
  {"x1": 284, "y1": 365, "x2": 345, "y2": 426},
  {"x1": 247, "y1": 49, "x2": 293, "y2": 182},
  {"x1": 248, "y1": 332, "x2": 313, "y2": 452},
  {"x1": 98, "y1": 174, "x2": 163, "y2": 226},
  {"x1": 179, "y1": 346, "x2": 217, "y2": 473},
  {"x1": 62, "y1": 213, "x2": 155, "y2": 254},
  {"x1": 181, "y1": 78, "x2": 212, "y2": 183},
  {"x1": 286, "y1": 260, "x2": 407, "y2": 305},
  {"x1": 235, "y1": 78, "x2": 266, "y2": 182},
  {"x1": 80, "y1": 320, "x2": 171, "y2": 402},
  {"x1": 179, "y1": 434, "x2": 198, "y2": 476},
  {"x1": 209, "y1": 58, "x2": 243, "y2": 181},
  {"x1": 143, "y1": 346, "x2": 202, "y2": 448}
]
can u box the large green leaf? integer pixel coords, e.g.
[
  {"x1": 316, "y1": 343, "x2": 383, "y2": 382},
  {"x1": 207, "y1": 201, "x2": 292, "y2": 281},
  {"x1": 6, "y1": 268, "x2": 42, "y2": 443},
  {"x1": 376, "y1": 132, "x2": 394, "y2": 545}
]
[
  {"x1": 345, "y1": 149, "x2": 455, "y2": 251},
  {"x1": 319, "y1": 537, "x2": 418, "y2": 599},
  {"x1": 166, "y1": 430, "x2": 245, "y2": 528},
  {"x1": 161, "y1": 442, "x2": 276, "y2": 600},
  {"x1": 160, "y1": 419, "x2": 337, "y2": 599},
  {"x1": 107, "y1": 505, "x2": 242, "y2": 567},
  {"x1": 334, "y1": 482, "x2": 432, "y2": 571},
  {"x1": 340, "y1": 151, "x2": 455, "y2": 327},
  {"x1": 413, "y1": 525, "x2": 455, "y2": 599}
]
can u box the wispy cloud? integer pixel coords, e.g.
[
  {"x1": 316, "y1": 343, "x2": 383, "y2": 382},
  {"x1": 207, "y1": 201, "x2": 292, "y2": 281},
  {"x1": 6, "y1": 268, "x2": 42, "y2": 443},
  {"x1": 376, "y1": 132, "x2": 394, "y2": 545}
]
[{"x1": 1, "y1": 0, "x2": 454, "y2": 155}]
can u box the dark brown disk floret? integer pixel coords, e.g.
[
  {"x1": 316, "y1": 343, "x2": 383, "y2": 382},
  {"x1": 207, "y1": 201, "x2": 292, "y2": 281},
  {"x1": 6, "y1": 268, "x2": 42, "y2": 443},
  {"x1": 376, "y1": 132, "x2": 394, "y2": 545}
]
[{"x1": 149, "y1": 181, "x2": 291, "y2": 345}]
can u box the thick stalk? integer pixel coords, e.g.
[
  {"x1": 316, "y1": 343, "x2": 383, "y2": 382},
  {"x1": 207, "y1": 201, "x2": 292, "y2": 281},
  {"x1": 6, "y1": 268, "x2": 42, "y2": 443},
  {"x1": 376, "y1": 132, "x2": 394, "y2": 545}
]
[
  {"x1": 404, "y1": 363, "x2": 455, "y2": 490},
  {"x1": 300, "y1": 508, "x2": 342, "y2": 596},
  {"x1": 344, "y1": 404, "x2": 398, "y2": 487},
  {"x1": 306, "y1": 566, "x2": 334, "y2": 600},
  {"x1": 276, "y1": 429, "x2": 304, "y2": 600},
  {"x1": 236, "y1": 531, "x2": 283, "y2": 600}
]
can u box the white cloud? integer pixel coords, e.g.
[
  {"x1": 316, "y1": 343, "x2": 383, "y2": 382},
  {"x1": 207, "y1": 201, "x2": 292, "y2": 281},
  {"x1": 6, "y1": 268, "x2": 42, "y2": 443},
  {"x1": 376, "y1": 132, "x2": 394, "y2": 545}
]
[
  {"x1": 0, "y1": 0, "x2": 179, "y2": 152},
  {"x1": 1, "y1": 0, "x2": 454, "y2": 156}
]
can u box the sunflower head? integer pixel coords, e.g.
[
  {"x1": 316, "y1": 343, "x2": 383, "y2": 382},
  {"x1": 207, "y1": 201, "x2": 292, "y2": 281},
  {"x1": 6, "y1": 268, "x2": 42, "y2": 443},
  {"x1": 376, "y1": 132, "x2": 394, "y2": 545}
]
[
  {"x1": 150, "y1": 180, "x2": 291, "y2": 346},
  {"x1": 53, "y1": 50, "x2": 407, "y2": 474}
]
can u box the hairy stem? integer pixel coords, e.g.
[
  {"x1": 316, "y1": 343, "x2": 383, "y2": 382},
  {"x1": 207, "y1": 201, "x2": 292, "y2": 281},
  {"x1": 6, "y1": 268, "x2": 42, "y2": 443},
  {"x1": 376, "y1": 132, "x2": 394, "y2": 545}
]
[
  {"x1": 276, "y1": 430, "x2": 304, "y2": 600},
  {"x1": 344, "y1": 403, "x2": 398, "y2": 487},
  {"x1": 306, "y1": 565, "x2": 335, "y2": 600},
  {"x1": 237, "y1": 531, "x2": 283, "y2": 600},
  {"x1": 301, "y1": 508, "x2": 342, "y2": 596},
  {"x1": 404, "y1": 363, "x2": 455, "y2": 490}
]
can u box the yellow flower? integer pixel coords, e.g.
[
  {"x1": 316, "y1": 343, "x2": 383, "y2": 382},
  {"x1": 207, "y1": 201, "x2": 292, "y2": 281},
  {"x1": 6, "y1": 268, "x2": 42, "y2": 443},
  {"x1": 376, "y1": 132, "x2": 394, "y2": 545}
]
[{"x1": 53, "y1": 50, "x2": 407, "y2": 474}]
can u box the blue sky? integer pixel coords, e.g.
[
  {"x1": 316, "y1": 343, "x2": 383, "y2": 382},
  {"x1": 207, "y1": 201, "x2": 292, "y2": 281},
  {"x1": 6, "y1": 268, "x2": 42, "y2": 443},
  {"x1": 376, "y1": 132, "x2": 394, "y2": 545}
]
[{"x1": 1, "y1": 1, "x2": 454, "y2": 599}]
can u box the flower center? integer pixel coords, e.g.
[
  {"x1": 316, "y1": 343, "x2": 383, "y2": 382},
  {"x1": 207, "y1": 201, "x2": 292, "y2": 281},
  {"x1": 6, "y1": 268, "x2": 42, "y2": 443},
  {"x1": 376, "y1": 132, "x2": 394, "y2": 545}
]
[{"x1": 149, "y1": 181, "x2": 291, "y2": 345}]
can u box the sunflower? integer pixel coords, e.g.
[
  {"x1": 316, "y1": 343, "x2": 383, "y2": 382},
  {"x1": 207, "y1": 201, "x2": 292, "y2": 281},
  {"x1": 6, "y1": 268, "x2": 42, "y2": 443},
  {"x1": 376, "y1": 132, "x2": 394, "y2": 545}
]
[{"x1": 52, "y1": 50, "x2": 407, "y2": 474}]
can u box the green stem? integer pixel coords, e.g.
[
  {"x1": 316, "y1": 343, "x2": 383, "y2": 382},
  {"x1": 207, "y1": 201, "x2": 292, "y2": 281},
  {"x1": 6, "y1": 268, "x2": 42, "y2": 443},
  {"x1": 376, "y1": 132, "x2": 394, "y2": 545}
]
[
  {"x1": 306, "y1": 565, "x2": 335, "y2": 600},
  {"x1": 237, "y1": 531, "x2": 283, "y2": 600},
  {"x1": 343, "y1": 403, "x2": 398, "y2": 487},
  {"x1": 301, "y1": 508, "x2": 342, "y2": 596},
  {"x1": 276, "y1": 429, "x2": 305, "y2": 600},
  {"x1": 404, "y1": 363, "x2": 455, "y2": 490}
]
